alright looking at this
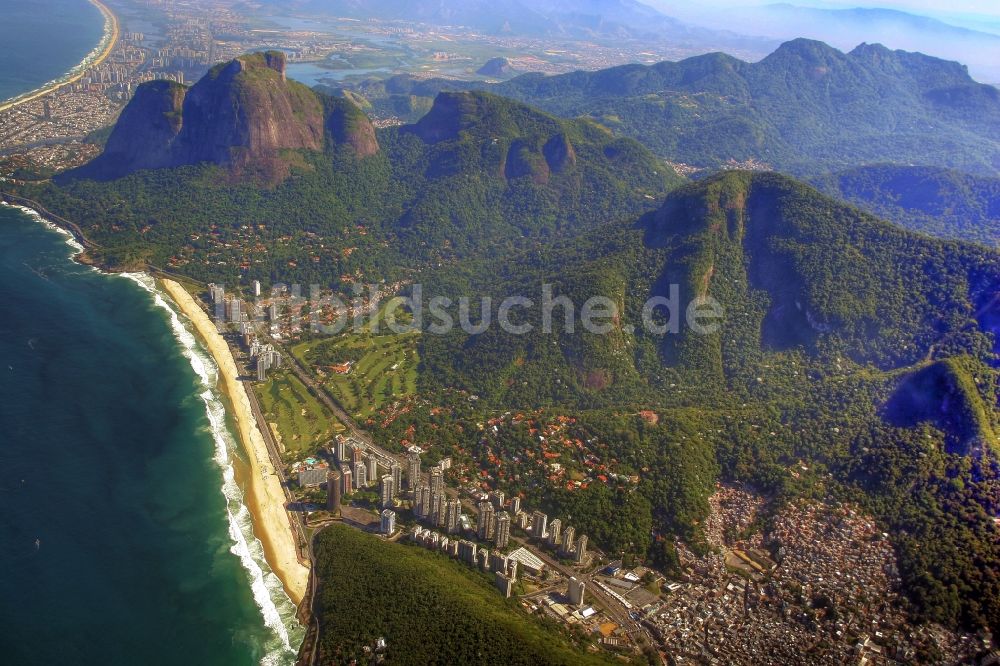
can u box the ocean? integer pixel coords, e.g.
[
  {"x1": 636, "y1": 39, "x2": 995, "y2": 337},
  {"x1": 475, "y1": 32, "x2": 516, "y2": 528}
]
[
  {"x1": 0, "y1": 205, "x2": 303, "y2": 665},
  {"x1": 0, "y1": 0, "x2": 105, "y2": 104},
  {"x1": 0, "y1": 1, "x2": 303, "y2": 662}
]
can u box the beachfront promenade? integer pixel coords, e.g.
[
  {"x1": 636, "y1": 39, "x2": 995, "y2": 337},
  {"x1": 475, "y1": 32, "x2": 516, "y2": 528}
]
[{"x1": 243, "y1": 372, "x2": 312, "y2": 567}]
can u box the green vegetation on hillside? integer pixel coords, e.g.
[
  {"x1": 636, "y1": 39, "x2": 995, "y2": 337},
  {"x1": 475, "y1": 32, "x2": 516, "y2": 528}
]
[
  {"x1": 311, "y1": 524, "x2": 619, "y2": 665},
  {"x1": 421, "y1": 172, "x2": 998, "y2": 405},
  {"x1": 20, "y1": 65, "x2": 1000, "y2": 640},
  {"x1": 293, "y1": 332, "x2": 419, "y2": 422},
  {"x1": 412, "y1": 172, "x2": 1000, "y2": 632},
  {"x1": 23, "y1": 92, "x2": 679, "y2": 286},
  {"x1": 359, "y1": 40, "x2": 1000, "y2": 176},
  {"x1": 812, "y1": 165, "x2": 1000, "y2": 246}
]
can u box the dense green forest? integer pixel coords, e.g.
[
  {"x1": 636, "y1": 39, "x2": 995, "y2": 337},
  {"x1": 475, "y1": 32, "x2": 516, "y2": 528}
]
[
  {"x1": 410, "y1": 172, "x2": 1000, "y2": 631},
  {"x1": 20, "y1": 91, "x2": 677, "y2": 289},
  {"x1": 19, "y1": 64, "x2": 1000, "y2": 639},
  {"x1": 812, "y1": 165, "x2": 1000, "y2": 246},
  {"x1": 419, "y1": 172, "x2": 999, "y2": 406},
  {"x1": 351, "y1": 39, "x2": 1000, "y2": 176},
  {"x1": 310, "y1": 525, "x2": 620, "y2": 665}
]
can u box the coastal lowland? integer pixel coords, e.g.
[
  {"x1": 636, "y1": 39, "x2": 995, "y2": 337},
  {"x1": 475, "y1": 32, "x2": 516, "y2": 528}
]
[
  {"x1": 161, "y1": 278, "x2": 309, "y2": 605},
  {"x1": 2, "y1": 0, "x2": 1000, "y2": 664},
  {"x1": 0, "y1": 0, "x2": 119, "y2": 114}
]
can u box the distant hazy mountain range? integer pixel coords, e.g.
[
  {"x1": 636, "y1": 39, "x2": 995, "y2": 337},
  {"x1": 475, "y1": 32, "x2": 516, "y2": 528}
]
[
  {"x1": 247, "y1": 0, "x2": 772, "y2": 52},
  {"x1": 651, "y1": 1, "x2": 1000, "y2": 83},
  {"x1": 355, "y1": 39, "x2": 1000, "y2": 176}
]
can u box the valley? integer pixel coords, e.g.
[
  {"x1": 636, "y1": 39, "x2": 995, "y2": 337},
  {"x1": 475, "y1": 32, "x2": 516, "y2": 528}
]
[{"x1": 3, "y1": 2, "x2": 999, "y2": 663}]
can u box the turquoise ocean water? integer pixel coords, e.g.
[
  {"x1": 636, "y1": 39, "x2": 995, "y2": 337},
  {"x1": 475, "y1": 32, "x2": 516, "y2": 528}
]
[{"x1": 0, "y1": 2, "x2": 303, "y2": 663}]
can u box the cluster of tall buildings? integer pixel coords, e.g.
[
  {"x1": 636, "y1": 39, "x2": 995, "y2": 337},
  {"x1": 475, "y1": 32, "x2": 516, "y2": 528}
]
[
  {"x1": 411, "y1": 526, "x2": 520, "y2": 598},
  {"x1": 531, "y1": 511, "x2": 589, "y2": 563},
  {"x1": 207, "y1": 283, "x2": 281, "y2": 381},
  {"x1": 476, "y1": 502, "x2": 512, "y2": 548},
  {"x1": 253, "y1": 343, "x2": 282, "y2": 381},
  {"x1": 331, "y1": 435, "x2": 402, "y2": 512},
  {"x1": 412, "y1": 459, "x2": 463, "y2": 537}
]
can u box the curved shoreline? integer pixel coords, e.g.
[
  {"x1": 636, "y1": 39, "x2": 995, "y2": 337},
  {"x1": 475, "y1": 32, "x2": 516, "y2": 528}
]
[
  {"x1": 3, "y1": 198, "x2": 307, "y2": 659},
  {"x1": 0, "y1": 0, "x2": 120, "y2": 114},
  {"x1": 161, "y1": 279, "x2": 310, "y2": 606}
]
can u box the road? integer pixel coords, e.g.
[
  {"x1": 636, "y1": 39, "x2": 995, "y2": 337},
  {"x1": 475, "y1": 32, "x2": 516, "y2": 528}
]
[
  {"x1": 254, "y1": 307, "x2": 661, "y2": 657},
  {"x1": 0, "y1": 0, "x2": 120, "y2": 114},
  {"x1": 275, "y1": 338, "x2": 404, "y2": 469},
  {"x1": 507, "y1": 532, "x2": 656, "y2": 651},
  {"x1": 0, "y1": 191, "x2": 100, "y2": 249},
  {"x1": 238, "y1": 344, "x2": 311, "y2": 568}
]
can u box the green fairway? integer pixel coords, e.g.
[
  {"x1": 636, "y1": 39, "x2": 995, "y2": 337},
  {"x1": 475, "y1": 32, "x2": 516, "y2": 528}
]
[
  {"x1": 254, "y1": 370, "x2": 344, "y2": 459},
  {"x1": 293, "y1": 298, "x2": 419, "y2": 420},
  {"x1": 294, "y1": 333, "x2": 419, "y2": 420}
]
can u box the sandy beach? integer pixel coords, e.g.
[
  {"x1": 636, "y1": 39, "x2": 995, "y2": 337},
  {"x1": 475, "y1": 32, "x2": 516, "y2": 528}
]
[
  {"x1": 0, "y1": 0, "x2": 120, "y2": 113},
  {"x1": 161, "y1": 279, "x2": 309, "y2": 606}
]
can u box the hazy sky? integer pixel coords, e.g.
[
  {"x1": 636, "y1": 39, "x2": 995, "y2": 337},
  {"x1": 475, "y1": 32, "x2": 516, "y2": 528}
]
[
  {"x1": 650, "y1": 0, "x2": 1000, "y2": 19},
  {"x1": 797, "y1": 0, "x2": 998, "y2": 11}
]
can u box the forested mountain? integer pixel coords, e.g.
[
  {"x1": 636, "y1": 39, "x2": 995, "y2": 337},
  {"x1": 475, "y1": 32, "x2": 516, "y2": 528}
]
[
  {"x1": 67, "y1": 52, "x2": 363, "y2": 183},
  {"x1": 21, "y1": 58, "x2": 1000, "y2": 638},
  {"x1": 33, "y1": 79, "x2": 679, "y2": 281},
  {"x1": 416, "y1": 171, "x2": 1000, "y2": 632},
  {"x1": 354, "y1": 39, "x2": 1000, "y2": 176},
  {"x1": 657, "y1": 2, "x2": 1000, "y2": 82},
  {"x1": 812, "y1": 165, "x2": 1000, "y2": 246},
  {"x1": 311, "y1": 525, "x2": 617, "y2": 665},
  {"x1": 420, "y1": 171, "x2": 999, "y2": 408}
]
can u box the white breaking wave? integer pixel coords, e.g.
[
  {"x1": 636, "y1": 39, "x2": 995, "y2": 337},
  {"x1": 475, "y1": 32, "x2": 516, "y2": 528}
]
[
  {"x1": 5, "y1": 199, "x2": 305, "y2": 665},
  {"x1": 0, "y1": 0, "x2": 116, "y2": 109},
  {"x1": 123, "y1": 273, "x2": 304, "y2": 666},
  {"x1": 0, "y1": 202, "x2": 86, "y2": 258}
]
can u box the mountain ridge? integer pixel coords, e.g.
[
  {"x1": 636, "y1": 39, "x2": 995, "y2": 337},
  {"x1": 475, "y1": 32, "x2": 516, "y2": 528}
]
[
  {"x1": 354, "y1": 39, "x2": 1000, "y2": 176},
  {"x1": 249, "y1": 0, "x2": 772, "y2": 52},
  {"x1": 812, "y1": 165, "x2": 1000, "y2": 246}
]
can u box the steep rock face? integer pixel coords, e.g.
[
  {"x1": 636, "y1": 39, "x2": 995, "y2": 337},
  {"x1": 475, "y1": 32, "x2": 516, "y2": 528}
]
[
  {"x1": 477, "y1": 57, "x2": 516, "y2": 78},
  {"x1": 405, "y1": 92, "x2": 481, "y2": 143},
  {"x1": 175, "y1": 52, "x2": 325, "y2": 168},
  {"x1": 325, "y1": 97, "x2": 379, "y2": 157},
  {"x1": 646, "y1": 171, "x2": 1000, "y2": 381},
  {"x1": 542, "y1": 133, "x2": 576, "y2": 172},
  {"x1": 504, "y1": 139, "x2": 550, "y2": 184},
  {"x1": 67, "y1": 51, "x2": 383, "y2": 182},
  {"x1": 885, "y1": 358, "x2": 995, "y2": 455},
  {"x1": 73, "y1": 80, "x2": 186, "y2": 179},
  {"x1": 406, "y1": 92, "x2": 590, "y2": 183}
]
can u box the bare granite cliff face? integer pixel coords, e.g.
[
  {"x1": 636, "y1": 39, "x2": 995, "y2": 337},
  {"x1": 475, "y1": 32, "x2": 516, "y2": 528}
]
[
  {"x1": 79, "y1": 80, "x2": 186, "y2": 179},
  {"x1": 67, "y1": 51, "x2": 378, "y2": 182}
]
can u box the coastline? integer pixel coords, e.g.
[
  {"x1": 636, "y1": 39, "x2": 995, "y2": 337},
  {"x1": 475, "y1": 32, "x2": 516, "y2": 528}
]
[
  {"x1": 0, "y1": 0, "x2": 120, "y2": 114},
  {"x1": 161, "y1": 278, "x2": 310, "y2": 606}
]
